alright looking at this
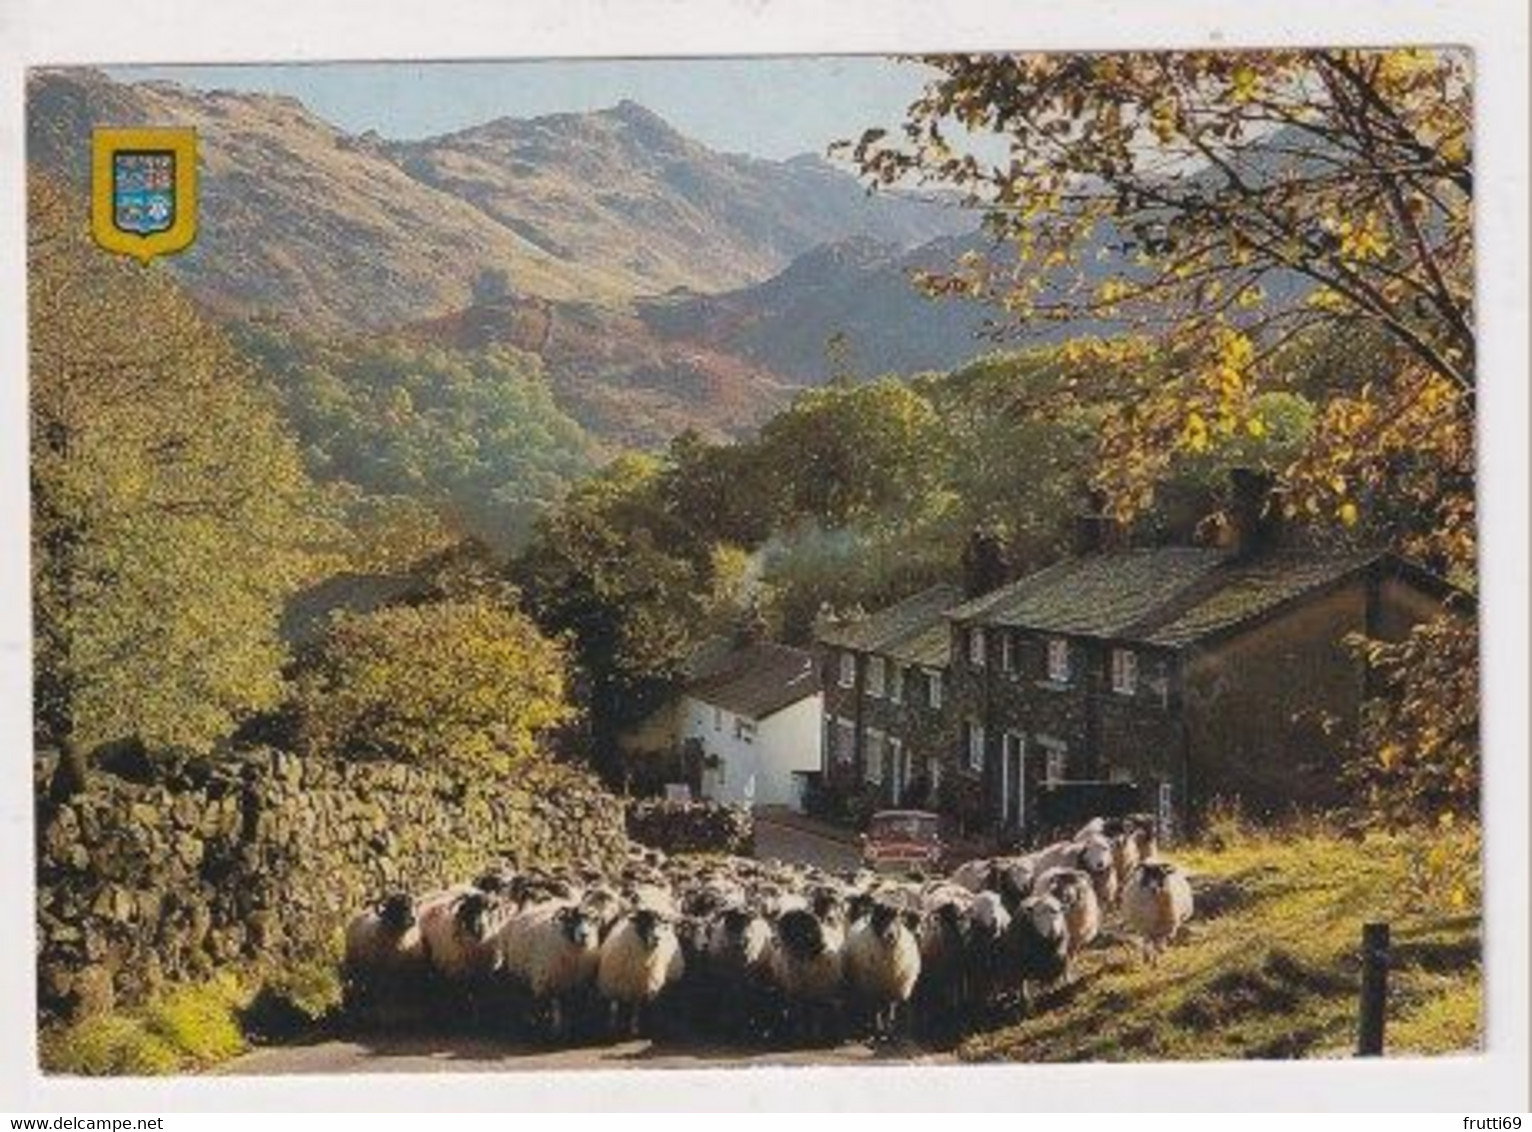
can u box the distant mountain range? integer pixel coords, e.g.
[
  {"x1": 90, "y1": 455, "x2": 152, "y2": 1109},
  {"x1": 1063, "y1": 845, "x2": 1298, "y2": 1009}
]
[{"x1": 26, "y1": 68, "x2": 1029, "y2": 448}]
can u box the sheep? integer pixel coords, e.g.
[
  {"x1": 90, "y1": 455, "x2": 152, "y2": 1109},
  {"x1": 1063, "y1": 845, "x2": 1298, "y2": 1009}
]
[
  {"x1": 701, "y1": 905, "x2": 777, "y2": 1039},
  {"x1": 419, "y1": 888, "x2": 507, "y2": 983},
  {"x1": 1004, "y1": 894, "x2": 1072, "y2": 1008},
  {"x1": 1077, "y1": 814, "x2": 1159, "y2": 895},
  {"x1": 1121, "y1": 859, "x2": 1194, "y2": 964},
  {"x1": 767, "y1": 906, "x2": 845, "y2": 1045},
  {"x1": 843, "y1": 902, "x2": 922, "y2": 1041},
  {"x1": 950, "y1": 856, "x2": 1035, "y2": 912},
  {"x1": 596, "y1": 908, "x2": 686, "y2": 1039},
  {"x1": 342, "y1": 893, "x2": 428, "y2": 1013},
  {"x1": 1074, "y1": 832, "x2": 1119, "y2": 911},
  {"x1": 1033, "y1": 866, "x2": 1102, "y2": 959},
  {"x1": 497, "y1": 900, "x2": 603, "y2": 1041},
  {"x1": 913, "y1": 896, "x2": 970, "y2": 1036}
]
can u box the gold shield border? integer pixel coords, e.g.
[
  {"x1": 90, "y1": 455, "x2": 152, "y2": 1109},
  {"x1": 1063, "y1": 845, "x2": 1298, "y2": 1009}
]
[{"x1": 91, "y1": 127, "x2": 198, "y2": 264}]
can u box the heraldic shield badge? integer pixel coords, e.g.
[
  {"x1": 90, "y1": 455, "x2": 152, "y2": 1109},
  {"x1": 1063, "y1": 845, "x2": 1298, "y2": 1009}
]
[{"x1": 91, "y1": 128, "x2": 198, "y2": 263}]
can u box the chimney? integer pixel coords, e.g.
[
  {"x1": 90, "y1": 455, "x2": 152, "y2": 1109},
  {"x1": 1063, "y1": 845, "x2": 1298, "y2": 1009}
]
[
  {"x1": 1072, "y1": 488, "x2": 1122, "y2": 556},
  {"x1": 962, "y1": 525, "x2": 1009, "y2": 598},
  {"x1": 1225, "y1": 467, "x2": 1282, "y2": 559}
]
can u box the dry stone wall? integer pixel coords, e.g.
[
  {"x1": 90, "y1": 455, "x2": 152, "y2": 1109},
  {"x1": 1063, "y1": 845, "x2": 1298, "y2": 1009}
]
[{"x1": 35, "y1": 748, "x2": 628, "y2": 1021}]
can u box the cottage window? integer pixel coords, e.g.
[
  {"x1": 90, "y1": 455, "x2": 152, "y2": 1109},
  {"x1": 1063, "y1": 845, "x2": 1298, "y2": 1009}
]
[
  {"x1": 713, "y1": 706, "x2": 724, "y2": 731},
  {"x1": 865, "y1": 729, "x2": 885, "y2": 785},
  {"x1": 1000, "y1": 631, "x2": 1016, "y2": 673},
  {"x1": 735, "y1": 717, "x2": 757, "y2": 743},
  {"x1": 838, "y1": 652, "x2": 856, "y2": 689},
  {"x1": 1046, "y1": 638, "x2": 1071, "y2": 683},
  {"x1": 1042, "y1": 742, "x2": 1067, "y2": 783},
  {"x1": 968, "y1": 627, "x2": 987, "y2": 668},
  {"x1": 927, "y1": 669, "x2": 944, "y2": 710},
  {"x1": 965, "y1": 720, "x2": 986, "y2": 773},
  {"x1": 1111, "y1": 648, "x2": 1138, "y2": 695},
  {"x1": 868, "y1": 656, "x2": 886, "y2": 698},
  {"x1": 834, "y1": 717, "x2": 855, "y2": 765},
  {"x1": 889, "y1": 664, "x2": 904, "y2": 704}
]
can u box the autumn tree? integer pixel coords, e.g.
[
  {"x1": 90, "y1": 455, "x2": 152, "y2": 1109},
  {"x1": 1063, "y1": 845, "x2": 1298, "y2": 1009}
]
[
  {"x1": 850, "y1": 48, "x2": 1473, "y2": 568},
  {"x1": 292, "y1": 598, "x2": 571, "y2": 770},
  {"x1": 851, "y1": 50, "x2": 1478, "y2": 825},
  {"x1": 29, "y1": 174, "x2": 318, "y2": 793}
]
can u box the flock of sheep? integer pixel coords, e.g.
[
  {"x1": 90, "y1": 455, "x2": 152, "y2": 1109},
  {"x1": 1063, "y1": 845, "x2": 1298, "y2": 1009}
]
[{"x1": 343, "y1": 813, "x2": 1195, "y2": 1047}]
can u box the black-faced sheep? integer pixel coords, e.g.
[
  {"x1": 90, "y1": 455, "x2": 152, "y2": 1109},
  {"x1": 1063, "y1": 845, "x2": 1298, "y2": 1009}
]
[
  {"x1": 767, "y1": 906, "x2": 845, "y2": 1044},
  {"x1": 596, "y1": 908, "x2": 686, "y2": 1038},
  {"x1": 343, "y1": 893, "x2": 428, "y2": 1013},
  {"x1": 1121, "y1": 859, "x2": 1194, "y2": 964},
  {"x1": 419, "y1": 889, "x2": 506, "y2": 983},
  {"x1": 1033, "y1": 866, "x2": 1102, "y2": 959},
  {"x1": 844, "y1": 902, "x2": 922, "y2": 1040},
  {"x1": 1004, "y1": 893, "x2": 1071, "y2": 1008},
  {"x1": 498, "y1": 900, "x2": 603, "y2": 1040}
]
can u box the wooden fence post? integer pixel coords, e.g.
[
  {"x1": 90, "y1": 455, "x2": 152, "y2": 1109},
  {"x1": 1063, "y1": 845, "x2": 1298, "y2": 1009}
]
[{"x1": 1357, "y1": 921, "x2": 1390, "y2": 1056}]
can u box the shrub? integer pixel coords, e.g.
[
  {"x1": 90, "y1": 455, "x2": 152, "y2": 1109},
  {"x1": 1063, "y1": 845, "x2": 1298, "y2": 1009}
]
[
  {"x1": 293, "y1": 597, "x2": 573, "y2": 770},
  {"x1": 141, "y1": 978, "x2": 247, "y2": 1066},
  {"x1": 40, "y1": 1015, "x2": 181, "y2": 1077}
]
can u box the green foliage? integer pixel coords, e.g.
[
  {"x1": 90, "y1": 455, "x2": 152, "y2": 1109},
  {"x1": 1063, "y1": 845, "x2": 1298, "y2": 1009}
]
[
  {"x1": 41, "y1": 976, "x2": 250, "y2": 1076},
  {"x1": 1347, "y1": 613, "x2": 1479, "y2": 829},
  {"x1": 140, "y1": 978, "x2": 248, "y2": 1066},
  {"x1": 40, "y1": 1014, "x2": 181, "y2": 1077},
  {"x1": 292, "y1": 597, "x2": 572, "y2": 770},
  {"x1": 242, "y1": 957, "x2": 345, "y2": 1040},
  {"x1": 236, "y1": 323, "x2": 596, "y2": 552},
  {"x1": 516, "y1": 455, "x2": 724, "y2": 772},
  {"x1": 754, "y1": 378, "x2": 944, "y2": 527},
  {"x1": 29, "y1": 175, "x2": 319, "y2": 763}
]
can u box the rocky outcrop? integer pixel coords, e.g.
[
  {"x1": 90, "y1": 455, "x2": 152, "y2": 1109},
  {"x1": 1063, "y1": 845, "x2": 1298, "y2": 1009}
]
[{"x1": 35, "y1": 749, "x2": 627, "y2": 1022}]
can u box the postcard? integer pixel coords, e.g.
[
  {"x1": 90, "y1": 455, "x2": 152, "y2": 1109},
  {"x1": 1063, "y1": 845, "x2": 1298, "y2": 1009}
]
[{"x1": 6, "y1": 1, "x2": 1528, "y2": 1114}]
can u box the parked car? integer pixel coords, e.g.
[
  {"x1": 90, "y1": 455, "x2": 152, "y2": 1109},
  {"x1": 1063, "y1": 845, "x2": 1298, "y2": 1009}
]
[{"x1": 860, "y1": 809, "x2": 944, "y2": 874}]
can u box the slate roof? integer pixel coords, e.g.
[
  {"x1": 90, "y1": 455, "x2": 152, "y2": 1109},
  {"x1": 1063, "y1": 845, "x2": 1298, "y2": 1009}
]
[
  {"x1": 685, "y1": 641, "x2": 821, "y2": 721},
  {"x1": 947, "y1": 547, "x2": 1394, "y2": 649},
  {"x1": 816, "y1": 583, "x2": 966, "y2": 667}
]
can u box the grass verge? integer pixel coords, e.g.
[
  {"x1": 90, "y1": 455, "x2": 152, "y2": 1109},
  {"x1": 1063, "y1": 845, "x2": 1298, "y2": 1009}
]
[{"x1": 960, "y1": 827, "x2": 1481, "y2": 1062}]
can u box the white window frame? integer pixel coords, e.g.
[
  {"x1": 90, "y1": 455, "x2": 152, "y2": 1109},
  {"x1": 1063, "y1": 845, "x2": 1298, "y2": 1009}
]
[
  {"x1": 926, "y1": 668, "x2": 944, "y2": 710},
  {"x1": 735, "y1": 717, "x2": 757, "y2": 743},
  {"x1": 1039, "y1": 738, "x2": 1067, "y2": 784},
  {"x1": 865, "y1": 728, "x2": 885, "y2": 785},
  {"x1": 833, "y1": 717, "x2": 855, "y2": 765},
  {"x1": 968, "y1": 626, "x2": 986, "y2": 668},
  {"x1": 1046, "y1": 637, "x2": 1072, "y2": 684},
  {"x1": 867, "y1": 656, "x2": 886, "y2": 698},
  {"x1": 965, "y1": 720, "x2": 986, "y2": 774},
  {"x1": 889, "y1": 664, "x2": 904, "y2": 704},
  {"x1": 1000, "y1": 631, "x2": 1016, "y2": 673},
  {"x1": 838, "y1": 652, "x2": 856, "y2": 689},
  {"x1": 1111, "y1": 647, "x2": 1139, "y2": 695}
]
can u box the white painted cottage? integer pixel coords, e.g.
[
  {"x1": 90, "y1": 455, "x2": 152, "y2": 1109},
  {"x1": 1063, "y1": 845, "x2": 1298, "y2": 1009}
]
[{"x1": 677, "y1": 641, "x2": 823, "y2": 810}]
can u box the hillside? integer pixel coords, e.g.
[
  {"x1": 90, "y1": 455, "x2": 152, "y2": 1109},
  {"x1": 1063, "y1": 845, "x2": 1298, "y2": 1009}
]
[
  {"x1": 27, "y1": 69, "x2": 972, "y2": 331},
  {"x1": 382, "y1": 101, "x2": 973, "y2": 297}
]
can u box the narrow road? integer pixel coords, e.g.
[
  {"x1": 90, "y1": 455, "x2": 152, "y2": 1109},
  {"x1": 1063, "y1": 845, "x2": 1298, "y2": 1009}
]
[{"x1": 219, "y1": 810, "x2": 911, "y2": 1075}]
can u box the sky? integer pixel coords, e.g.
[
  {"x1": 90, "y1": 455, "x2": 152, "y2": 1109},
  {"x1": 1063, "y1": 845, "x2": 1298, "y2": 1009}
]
[{"x1": 107, "y1": 56, "x2": 944, "y2": 161}]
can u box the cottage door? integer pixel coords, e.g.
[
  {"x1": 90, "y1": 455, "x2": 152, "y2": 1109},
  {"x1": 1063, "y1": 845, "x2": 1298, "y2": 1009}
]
[{"x1": 1002, "y1": 732, "x2": 1025, "y2": 829}]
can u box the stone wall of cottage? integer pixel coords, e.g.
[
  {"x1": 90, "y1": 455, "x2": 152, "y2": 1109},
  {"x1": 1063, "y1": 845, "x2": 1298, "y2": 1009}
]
[{"x1": 34, "y1": 748, "x2": 628, "y2": 1023}]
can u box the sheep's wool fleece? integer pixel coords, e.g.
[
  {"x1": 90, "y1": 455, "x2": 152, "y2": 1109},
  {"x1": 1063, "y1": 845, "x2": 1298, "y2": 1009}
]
[
  {"x1": 769, "y1": 942, "x2": 843, "y2": 1003},
  {"x1": 1123, "y1": 868, "x2": 1195, "y2": 943},
  {"x1": 844, "y1": 922, "x2": 921, "y2": 1004},
  {"x1": 597, "y1": 921, "x2": 685, "y2": 1004},
  {"x1": 500, "y1": 902, "x2": 600, "y2": 997},
  {"x1": 344, "y1": 912, "x2": 424, "y2": 975}
]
